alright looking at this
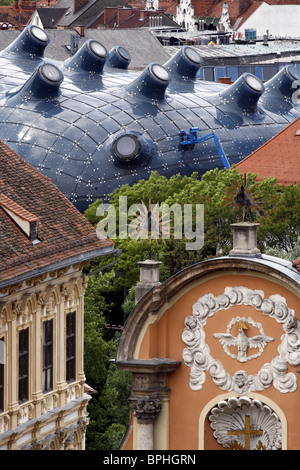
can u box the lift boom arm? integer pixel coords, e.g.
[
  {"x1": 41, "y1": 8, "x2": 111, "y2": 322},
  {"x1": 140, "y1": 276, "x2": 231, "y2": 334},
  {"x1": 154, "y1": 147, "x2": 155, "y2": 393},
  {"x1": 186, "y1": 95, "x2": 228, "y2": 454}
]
[{"x1": 179, "y1": 127, "x2": 230, "y2": 169}]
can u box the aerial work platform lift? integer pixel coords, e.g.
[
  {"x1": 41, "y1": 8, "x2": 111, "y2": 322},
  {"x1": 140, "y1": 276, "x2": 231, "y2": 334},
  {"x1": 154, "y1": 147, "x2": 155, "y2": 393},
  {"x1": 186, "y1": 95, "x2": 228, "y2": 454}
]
[{"x1": 179, "y1": 127, "x2": 230, "y2": 169}]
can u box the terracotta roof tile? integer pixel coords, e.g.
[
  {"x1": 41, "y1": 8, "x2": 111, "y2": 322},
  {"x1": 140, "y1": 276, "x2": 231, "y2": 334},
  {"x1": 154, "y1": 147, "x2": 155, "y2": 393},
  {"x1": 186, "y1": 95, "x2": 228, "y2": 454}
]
[
  {"x1": 0, "y1": 140, "x2": 113, "y2": 284},
  {"x1": 236, "y1": 117, "x2": 300, "y2": 185},
  {"x1": 0, "y1": 193, "x2": 38, "y2": 222},
  {"x1": 0, "y1": 6, "x2": 34, "y2": 28},
  {"x1": 293, "y1": 258, "x2": 300, "y2": 273}
]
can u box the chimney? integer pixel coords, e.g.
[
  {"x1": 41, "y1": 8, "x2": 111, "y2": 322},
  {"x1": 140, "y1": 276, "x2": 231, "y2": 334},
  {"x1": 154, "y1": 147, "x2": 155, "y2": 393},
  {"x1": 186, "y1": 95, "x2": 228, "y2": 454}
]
[
  {"x1": 117, "y1": 8, "x2": 133, "y2": 26},
  {"x1": 104, "y1": 7, "x2": 118, "y2": 25},
  {"x1": 218, "y1": 77, "x2": 232, "y2": 85},
  {"x1": 14, "y1": 0, "x2": 19, "y2": 9},
  {"x1": 135, "y1": 260, "x2": 161, "y2": 304},
  {"x1": 229, "y1": 222, "x2": 261, "y2": 258}
]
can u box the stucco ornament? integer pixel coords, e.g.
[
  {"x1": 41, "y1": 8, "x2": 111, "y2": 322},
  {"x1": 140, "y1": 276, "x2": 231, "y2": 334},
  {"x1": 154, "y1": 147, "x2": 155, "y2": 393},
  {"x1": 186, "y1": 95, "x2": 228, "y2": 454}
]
[
  {"x1": 182, "y1": 286, "x2": 300, "y2": 394},
  {"x1": 209, "y1": 396, "x2": 282, "y2": 450},
  {"x1": 214, "y1": 317, "x2": 274, "y2": 362}
]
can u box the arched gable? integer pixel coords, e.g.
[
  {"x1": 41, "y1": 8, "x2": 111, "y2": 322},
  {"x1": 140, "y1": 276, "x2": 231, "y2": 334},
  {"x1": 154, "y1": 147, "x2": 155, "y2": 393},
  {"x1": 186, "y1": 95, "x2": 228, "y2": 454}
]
[{"x1": 117, "y1": 254, "x2": 300, "y2": 450}]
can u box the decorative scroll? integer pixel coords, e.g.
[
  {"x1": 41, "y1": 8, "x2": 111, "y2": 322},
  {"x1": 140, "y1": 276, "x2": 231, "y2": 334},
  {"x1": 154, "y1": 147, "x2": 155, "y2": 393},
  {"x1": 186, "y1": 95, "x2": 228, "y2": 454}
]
[{"x1": 182, "y1": 286, "x2": 300, "y2": 394}]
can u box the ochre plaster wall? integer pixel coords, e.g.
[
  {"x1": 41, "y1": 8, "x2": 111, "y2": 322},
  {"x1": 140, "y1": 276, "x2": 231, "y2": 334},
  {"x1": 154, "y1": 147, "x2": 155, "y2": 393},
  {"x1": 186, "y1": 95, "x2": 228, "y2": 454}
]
[{"x1": 135, "y1": 272, "x2": 300, "y2": 450}]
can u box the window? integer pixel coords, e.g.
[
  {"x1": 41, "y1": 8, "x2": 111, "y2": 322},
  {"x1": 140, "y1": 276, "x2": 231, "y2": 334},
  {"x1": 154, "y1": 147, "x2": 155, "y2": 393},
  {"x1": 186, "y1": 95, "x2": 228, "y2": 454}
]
[
  {"x1": 245, "y1": 29, "x2": 257, "y2": 41},
  {"x1": 43, "y1": 320, "x2": 53, "y2": 393},
  {"x1": 0, "y1": 337, "x2": 4, "y2": 412},
  {"x1": 66, "y1": 312, "x2": 76, "y2": 382},
  {"x1": 19, "y1": 328, "x2": 29, "y2": 403}
]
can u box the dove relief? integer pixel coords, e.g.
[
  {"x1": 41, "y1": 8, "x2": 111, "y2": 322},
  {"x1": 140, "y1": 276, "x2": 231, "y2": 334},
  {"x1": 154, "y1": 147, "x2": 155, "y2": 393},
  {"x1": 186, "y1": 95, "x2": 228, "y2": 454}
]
[{"x1": 214, "y1": 318, "x2": 274, "y2": 363}]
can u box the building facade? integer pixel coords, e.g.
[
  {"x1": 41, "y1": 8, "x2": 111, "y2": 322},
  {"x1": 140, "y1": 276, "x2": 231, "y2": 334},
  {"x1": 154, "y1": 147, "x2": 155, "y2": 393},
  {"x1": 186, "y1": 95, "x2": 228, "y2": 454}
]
[
  {"x1": 0, "y1": 141, "x2": 115, "y2": 450},
  {"x1": 117, "y1": 223, "x2": 300, "y2": 450}
]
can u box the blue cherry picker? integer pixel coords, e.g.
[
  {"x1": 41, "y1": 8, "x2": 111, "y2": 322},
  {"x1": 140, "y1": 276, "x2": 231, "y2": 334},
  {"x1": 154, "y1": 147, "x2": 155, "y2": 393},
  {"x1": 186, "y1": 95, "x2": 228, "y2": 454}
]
[{"x1": 179, "y1": 127, "x2": 230, "y2": 169}]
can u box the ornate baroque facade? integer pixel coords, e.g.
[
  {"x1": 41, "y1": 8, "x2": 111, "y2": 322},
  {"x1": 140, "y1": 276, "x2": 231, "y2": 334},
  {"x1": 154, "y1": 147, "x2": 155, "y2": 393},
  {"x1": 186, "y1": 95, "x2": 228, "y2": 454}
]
[
  {"x1": 0, "y1": 266, "x2": 89, "y2": 450},
  {"x1": 0, "y1": 140, "x2": 115, "y2": 450},
  {"x1": 117, "y1": 223, "x2": 300, "y2": 450}
]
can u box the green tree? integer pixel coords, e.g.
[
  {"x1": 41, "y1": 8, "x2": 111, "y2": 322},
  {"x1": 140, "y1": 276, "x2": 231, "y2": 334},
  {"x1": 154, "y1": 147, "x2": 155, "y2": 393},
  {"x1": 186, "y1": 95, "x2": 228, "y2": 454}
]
[
  {"x1": 83, "y1": 270, "x2": 131, "y2": 450},
  {"x1": 84, "y1": 270, "x2": 116, "y2": 388}
]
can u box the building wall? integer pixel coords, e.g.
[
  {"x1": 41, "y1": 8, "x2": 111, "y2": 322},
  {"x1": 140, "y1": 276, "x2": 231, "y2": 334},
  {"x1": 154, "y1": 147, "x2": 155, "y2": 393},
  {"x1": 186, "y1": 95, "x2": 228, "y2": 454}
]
[
  {"x1": 0, "y1": 264, "x2": 90, "y2": 450},
  {"x1": 236, "y1": 3, "x2": 300, "y2": 39},
  {"x1": 124, "y1": 266, "x2": 300, "y2": 450},
  {"x1": 176, "y1": 0, "x2": 195, "y2": 31}
]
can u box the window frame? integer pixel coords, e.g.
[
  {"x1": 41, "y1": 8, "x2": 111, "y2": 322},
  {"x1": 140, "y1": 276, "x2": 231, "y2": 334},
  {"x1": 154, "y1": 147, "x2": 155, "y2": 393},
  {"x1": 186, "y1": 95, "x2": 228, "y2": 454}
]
[
  {"x1": 18, "y1": 328, "x2": 29, "y2": 403},
  {"x1": 42, "y1": 319, "x2": 53, "y2": 393},
  {"x1": 66, "y1": 311, "x2": 76, "y2": 383}
]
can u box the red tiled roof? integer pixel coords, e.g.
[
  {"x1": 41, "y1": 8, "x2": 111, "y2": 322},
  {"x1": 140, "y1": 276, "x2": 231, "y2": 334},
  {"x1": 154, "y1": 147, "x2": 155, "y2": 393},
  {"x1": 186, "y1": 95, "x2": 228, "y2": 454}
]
[
  {"x1": 0, "y1": 6, "x2": 34, "y2": 28},
  {"x1": 36, "y1": 0, "x2": 61, "y2": 5},
  {"x1": 227, "y1": 1, "x2": 263, "y2": 28},
  {"x1": 197, "y1": 0, "x2": 300, "y2": 29},
  {"x1": 293, "y1": 258, "x2": 300, "y2": 273},
  {"x1": 0, "y1": 140, "x2": 113, "y2": 284},
  {"x1": 0, "y1": 193, "x2": 38, "y2": 222},
  {"x1": 157, "y1": 0, "x2": 178, "y2": 15},
  {"x1": 235, "y1": 117, "x2": 300, "y2": 185},
  {"x1": 91, "y1": 7, "x2": 178, "y2": 29},
  {"x1": 126, "y1": 0, "x2": 300, "y2": 25}
]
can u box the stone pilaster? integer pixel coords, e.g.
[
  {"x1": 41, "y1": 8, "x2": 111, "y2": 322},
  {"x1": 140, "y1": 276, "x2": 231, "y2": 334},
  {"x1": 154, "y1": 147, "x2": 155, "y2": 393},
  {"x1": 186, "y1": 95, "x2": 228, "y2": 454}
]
[{"x1": 117, "y1": 358, "x2": 180, "y2": 450}]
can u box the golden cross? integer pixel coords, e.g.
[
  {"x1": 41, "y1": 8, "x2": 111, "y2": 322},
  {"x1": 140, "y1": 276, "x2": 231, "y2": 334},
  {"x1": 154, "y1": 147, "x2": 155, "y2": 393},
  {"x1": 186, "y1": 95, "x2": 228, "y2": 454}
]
[{"x1": 227, "y1": 415, "x2": 263, "y2": 450}]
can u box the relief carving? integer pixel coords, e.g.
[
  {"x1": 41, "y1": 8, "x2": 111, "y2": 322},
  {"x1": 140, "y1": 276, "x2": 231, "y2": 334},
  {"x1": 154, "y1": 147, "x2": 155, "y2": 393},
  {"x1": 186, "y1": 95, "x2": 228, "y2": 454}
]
[
  {"x1": 209, "y1": 396, "x2": 282, "y2": 450},
  {"x1": 130, "y1": 398, "x2": 162, "y2": 423},
  {"x1": 182, "y1": 286, "x2": 300, "y2": 394},
  {"x1": 214, "y1": 317, "x2": 274, "y2": 362}
]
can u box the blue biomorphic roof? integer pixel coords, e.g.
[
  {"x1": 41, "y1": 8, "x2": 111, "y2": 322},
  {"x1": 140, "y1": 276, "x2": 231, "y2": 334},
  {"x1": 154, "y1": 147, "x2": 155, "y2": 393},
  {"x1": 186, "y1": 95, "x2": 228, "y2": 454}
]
[{"x1": 0, "y1": 25, "x2": 299, "y2": 212}]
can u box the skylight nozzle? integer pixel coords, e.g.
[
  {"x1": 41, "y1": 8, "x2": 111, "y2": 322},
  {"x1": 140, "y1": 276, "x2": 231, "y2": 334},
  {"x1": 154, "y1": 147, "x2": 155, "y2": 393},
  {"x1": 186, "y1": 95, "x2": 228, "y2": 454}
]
[
  {"x1": 106, "y1": 46, "x2": 131, "y2": 70},
  {"x1": 18, "y1": 63, "x2": 63, "y2": 100},
  {"x1": 4, "y1": 25, "x2": 49, "y2": 58},
  {"x1": 64, "y1": 40, "x2": 108, "y2": 74},
  {"x1": 218, "y1": 73, "x2": 264, "y2": 114},
  {"x1": 164, "y1": 46, "x2": 203, "y2": 82},
  {"x1": 125, "y1": 63, "x2": 169, "y2": 101}
]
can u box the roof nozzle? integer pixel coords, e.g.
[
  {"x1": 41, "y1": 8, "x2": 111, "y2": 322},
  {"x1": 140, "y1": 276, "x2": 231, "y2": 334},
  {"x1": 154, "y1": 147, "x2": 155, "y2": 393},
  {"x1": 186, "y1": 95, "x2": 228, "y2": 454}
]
[
  {"x1": 164, "y1": 46, "x2": 203, "y2": 83},
  {"x1": 106, "y1": 46, "x2": 131, "y2": 70},
  {"x1": 4, "y1": 25, "x2": 49, "y2": 58},
  {"x1": 260, "y1": 65, "x2": 300, "y2": 110},
  {"x1": 217, "y1": 73, "x2": 264, "y2": 114},
  {"x1": 125, "y1": 63, "x2": 169, "y2": 101},
  {"x1": 16, "y1": 63, "x2": 63, "y2": 100},
  {"x1": 64, "y1": 40, "x2": 107, "y2": 74}
]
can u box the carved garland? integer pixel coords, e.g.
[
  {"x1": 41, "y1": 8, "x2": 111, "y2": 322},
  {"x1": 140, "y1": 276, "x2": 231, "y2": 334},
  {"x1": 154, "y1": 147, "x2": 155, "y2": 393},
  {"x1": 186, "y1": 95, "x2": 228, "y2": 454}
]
[{"x1": 182, "y1": 286, "x2": 300, "y2": 394}]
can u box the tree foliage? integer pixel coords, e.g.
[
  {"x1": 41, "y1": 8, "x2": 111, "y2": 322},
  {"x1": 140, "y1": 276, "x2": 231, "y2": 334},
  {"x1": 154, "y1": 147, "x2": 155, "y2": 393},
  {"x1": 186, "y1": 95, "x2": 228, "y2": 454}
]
[
  {"x1": 85, "y1": 169, "x2": 299, "y2": 294},
  {"x1": 84, "y1": 271, "x2": 131, "y2": 449}
]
